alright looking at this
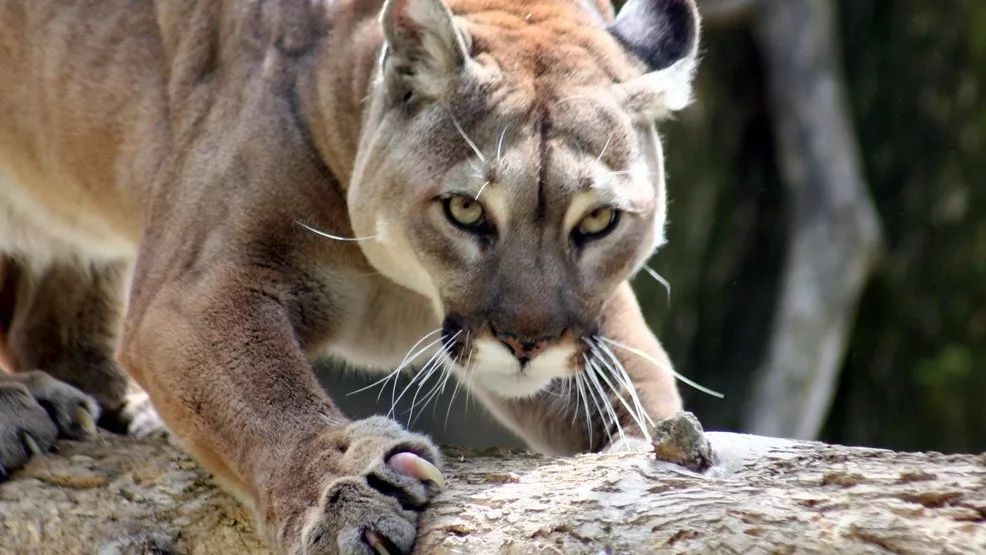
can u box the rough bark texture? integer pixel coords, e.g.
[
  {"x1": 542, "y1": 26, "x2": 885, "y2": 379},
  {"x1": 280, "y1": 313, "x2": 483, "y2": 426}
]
[{"x1": 2, "y1": 432, "x2": 983, "y2": 554}]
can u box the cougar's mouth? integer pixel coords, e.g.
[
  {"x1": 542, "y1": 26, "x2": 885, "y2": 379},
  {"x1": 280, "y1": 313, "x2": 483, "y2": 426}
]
[{"x1": 439, "y1": 313, "x2": 582, "y2": 398}]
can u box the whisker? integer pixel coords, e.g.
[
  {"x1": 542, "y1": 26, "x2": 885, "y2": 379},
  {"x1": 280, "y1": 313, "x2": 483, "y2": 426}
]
[
  {"x1": 348, "y1": 329, "x2": 442, "y2": 397},
  {"x1": 542, "y1": 380, "x2": 565, "y2": 399},
  {"x1": 580, "y1": 357, "x2": 613, "y2": 448},
  {"x1": 584, "y1": 357, "x2": 624, "y2": 446},
  {"x1": 375, "y1": 336, "x2": 444, "y2": 400},
  {"x1": 405, "y1": 362, "x2": 442, "y2": 424},
  {"x1": 296, "y1": 221, "x2": 378, "y2": 242},
  {"x1": 463, "y1": 345, "x2": 480, "y2": 412},
  {"x1": 388, "y1": 368, "x2": 425, "y2": 419},
  {"x1": 641, "y1": 264, "x2": 672, "y2": 303},
  {"x1": 399, "y1": 329, "x2": 443, "y2": 367},
  {"x1": 590, "y1": 365, "x2": 622, "y2": 448},
  {"x1": 586, "y1": 342, "x2": 651, "y2": 442},
  {"x1": 389, "y1": 333, "x2": 454, "y2": 418},
  {"x1": 403, "y1": 332, "x2": 461, "y2": 423},
  {"x1": 443, "y1": 330, "x2": 468, "y2": 397},
  {"x1": 444, "y1": 374, "x2": 463, "y2": 430},
  {"x1": 593, "y1": 339, "x2": 655, "y2": 428},
  {"x1": 474, "y1": 180, "x2": 491, "y2": 201},
  {"x1": 445, "y1": 340, "x2": 474, "y2": 429},
  {"x1": 587, "y1": 343, "x2": 644, "y2": 426},
  {"x1": 411, "y1": 362, "x2": 449, "y2": 426},
  {"x1": 568, "y1": 375, "x2": 581, "y2": 426},
  {"x1": 410, "y1": 359, "x2": 447, "y2": 420},
  {"x1": 595, "y1": 360, "x2": 633, "y2": 448},
  {"x1": 390, "y1": 334, "x2": 447, "y2": 407},
  {"x1": 397, "y1": 354, "x2": 443, "y2": 422},
  {"x1": 450, "y1": 114, "x2": 487, "y2": 165},
  {"x1": 432, "y1": 332, "x2": 468, "y2": 419},
  {"x1": 575, "y1": 372, "x2": 594, "y2": 450},
  {"x1": 590, "y1": 339, "x2": 651, "y2": 422},
  {"x1": 416, "y1": 335, "x2": 464, "y2": 424},
  {"x1": 596, "y1": 132, "x2": 615, "y2": 164},
  {"x1": 434, "y1": 358, "x2": 457, "y2": 413},
  {"x1": 496, "y1": 123, "x2": 511, "y2": 164},
  {"x1": 599, "y1": 336, "x2": 725, "y2": 399}
]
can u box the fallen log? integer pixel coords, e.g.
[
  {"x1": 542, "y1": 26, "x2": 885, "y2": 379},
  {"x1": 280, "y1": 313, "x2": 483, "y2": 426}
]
[{"x1": 0, "y1": 429, "x2": 983, "y2": 553}]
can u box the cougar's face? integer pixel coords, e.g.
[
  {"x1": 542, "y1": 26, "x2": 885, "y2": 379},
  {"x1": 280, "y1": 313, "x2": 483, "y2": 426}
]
[{"x1": 348, "y1": 0, "x2": 696, "y2": 398}]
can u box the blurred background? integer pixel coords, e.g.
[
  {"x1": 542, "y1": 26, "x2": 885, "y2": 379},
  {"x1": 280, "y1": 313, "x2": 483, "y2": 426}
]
[{"x1": 320, "y1": 0, "x2": 985, "y2": 455}]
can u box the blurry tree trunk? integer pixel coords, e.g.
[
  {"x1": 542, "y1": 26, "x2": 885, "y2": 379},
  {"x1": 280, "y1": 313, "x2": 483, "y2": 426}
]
[
  {"x1": 652, "y1": 1, "x2": 984, "y2": 451},
  {"x1": 740, "y1": 0, "x2": 882, "y2": 438},
  {"x1": 2, "y1": 433, "x2": 984, "y2": 553},
  {"x1": 701, "y1": 0, "x2": 760, "y2": 25}
]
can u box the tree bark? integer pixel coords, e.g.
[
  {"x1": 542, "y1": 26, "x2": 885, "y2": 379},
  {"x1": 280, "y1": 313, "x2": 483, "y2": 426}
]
[{"x1": 2, "y1": 432, "x2": 983, "y2": 554}]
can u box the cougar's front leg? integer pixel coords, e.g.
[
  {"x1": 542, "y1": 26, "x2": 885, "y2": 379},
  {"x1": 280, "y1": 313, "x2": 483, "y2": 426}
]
[
  {"x1": 120, "y1": 259, "x2": 444, "y2": 554},
  {"x1": 476, "y1": 282, "x2": 682, "y2": 455}
]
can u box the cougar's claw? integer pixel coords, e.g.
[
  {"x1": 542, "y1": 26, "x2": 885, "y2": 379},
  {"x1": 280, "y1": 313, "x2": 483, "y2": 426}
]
[
  {"x1": 388, "y1": 451, "x2": 446, "y2": 490},
  {"x1": 364, "y1": 529, "x2": 392, "y2": 555},
  {"x1": 22, "y1": 432, "x2": 43, "y2": 457},
  {"x1": 72, "y1": 404, "x2": 97, "y2": 436}
]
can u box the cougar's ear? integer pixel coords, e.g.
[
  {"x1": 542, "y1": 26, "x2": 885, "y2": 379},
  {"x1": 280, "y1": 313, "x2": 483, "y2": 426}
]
[
  {"x1": 610, "y1": 0, "x2": 699, "y2": 72},
  {"x1": 380, "y1": 0, "x2": 471, "y2": 98},
  {"x1": 609, "y1": 0, "x2": 700, "y2": 120}
]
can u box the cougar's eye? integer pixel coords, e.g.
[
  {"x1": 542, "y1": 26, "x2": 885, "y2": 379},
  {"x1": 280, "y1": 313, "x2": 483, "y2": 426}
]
[
  {"x1": 444, "y1": 195, "x2": 488, "y2": 230},
  {"x1": 576, "y1": 207, "x2": 619, "y2": 240}
]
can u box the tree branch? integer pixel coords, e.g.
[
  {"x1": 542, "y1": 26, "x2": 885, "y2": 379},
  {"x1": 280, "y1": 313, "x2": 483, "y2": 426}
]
[{"x1": 2, "y1": 430, "x2": 982, "y2": 553}]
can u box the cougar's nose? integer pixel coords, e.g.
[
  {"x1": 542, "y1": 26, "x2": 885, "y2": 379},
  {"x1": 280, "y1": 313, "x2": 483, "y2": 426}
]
[{"x1": 491, "y1": 325, "x2": 562, "y2": 365}]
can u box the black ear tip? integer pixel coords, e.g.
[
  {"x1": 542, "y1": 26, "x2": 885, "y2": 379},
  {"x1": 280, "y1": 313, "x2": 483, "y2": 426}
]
[{"x1": 609, "y1": 0, "x2": 699, "y2": 71}]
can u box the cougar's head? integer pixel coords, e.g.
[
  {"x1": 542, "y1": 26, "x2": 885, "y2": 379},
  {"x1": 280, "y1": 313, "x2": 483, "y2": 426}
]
[{"x1": 348, "y1": 0, "x2": 699, "y2": 397}]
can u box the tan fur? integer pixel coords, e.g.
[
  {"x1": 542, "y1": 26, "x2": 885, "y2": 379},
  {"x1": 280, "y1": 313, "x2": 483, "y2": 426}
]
[{"x1": 0, "y1": 0, "x2": 696, "y2": 551}]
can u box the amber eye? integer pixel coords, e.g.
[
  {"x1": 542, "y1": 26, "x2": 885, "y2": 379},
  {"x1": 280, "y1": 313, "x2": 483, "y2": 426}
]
[
  {"x1": 444, "y1": 195, "x2": 486, "y2": 229},
  {"x1": 577, "y1": 207, "x2": 619, "y2": 239}
]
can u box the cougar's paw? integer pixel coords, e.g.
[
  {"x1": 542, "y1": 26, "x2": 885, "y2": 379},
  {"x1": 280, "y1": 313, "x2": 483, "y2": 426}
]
[
  {"x1": 9, "y1": 370, "x2": 99, "y2": 440},
  {"x1": 100, "y1": 389, "x2": 166, "y2": 438},
  {"x1": 120, "y1": 390, "x2": 166, "y2": 438},
  {"x1": 0, "y1": 371, "x2": 98, "y2": 478},
  {"x1": 0, "y1": 381, "x2": 57, "y2": 478},
  {"x1": 301, "y1": 417, "x2": 444, "y2": 555}
]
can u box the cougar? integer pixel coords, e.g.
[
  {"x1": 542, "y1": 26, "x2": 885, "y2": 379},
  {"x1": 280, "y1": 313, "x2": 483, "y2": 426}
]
[{"x1": 0, "y1": 0, "x2": 699, "y2": 551}]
